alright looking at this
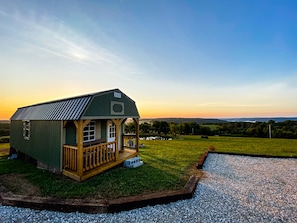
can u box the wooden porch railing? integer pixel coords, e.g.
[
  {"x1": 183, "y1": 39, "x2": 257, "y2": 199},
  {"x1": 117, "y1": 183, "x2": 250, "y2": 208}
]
[
  {"x1": 63, "y1": 142, "x2": 116, "y2": 173},
  {"x1": 63, "y1": 145, "x2": 78, "y2": 171},
  {"x1": 123, "y1": 134, "x2": 137, "y2": 149},
  {"x1": 83, "y1": 142, "x2": 116, "y2": 172}
]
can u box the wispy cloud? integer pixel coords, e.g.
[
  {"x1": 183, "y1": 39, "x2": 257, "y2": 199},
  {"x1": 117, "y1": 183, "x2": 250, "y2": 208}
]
[
  {"x1": 0, "y1": 8, "x2": 141, "y2": 77},
  {"x1": 27, "y1": 18, "x2": 119, "y2": 66}
]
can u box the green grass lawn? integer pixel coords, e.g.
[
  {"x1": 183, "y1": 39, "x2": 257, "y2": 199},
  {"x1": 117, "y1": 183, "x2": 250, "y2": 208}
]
[
  {"x1": 204, "y1": 136, "x2": 297, "y2": 156},
  {"x1": 0, "y1": 136, "x2": 297, "y2": 199}
]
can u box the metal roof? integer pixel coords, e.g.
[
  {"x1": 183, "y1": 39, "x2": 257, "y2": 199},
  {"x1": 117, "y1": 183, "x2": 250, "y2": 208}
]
[
  {"x1": 10, "y1": 88, "x2": 139, "y2": 121},
  {"x1": 11, "y1": 96, "x2": 92, "y2": 121}
]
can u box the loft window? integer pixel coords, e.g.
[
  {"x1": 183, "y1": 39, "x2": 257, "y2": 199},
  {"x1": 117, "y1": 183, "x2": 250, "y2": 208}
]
[
  {"x1": 23, "y1": 121, "x2": 31, "y2": 140},
  {"x1": 114, "y1": 92, "x2": 121, "y2": 98},
  {"x1": 83, "y1": 121, "x2": 96, "y2": 142}
]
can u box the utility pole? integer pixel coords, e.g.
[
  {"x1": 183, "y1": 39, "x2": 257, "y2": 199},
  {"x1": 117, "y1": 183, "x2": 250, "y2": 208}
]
[{"x1": 268, "y1": 124, "x2": 272, "y2": 139}]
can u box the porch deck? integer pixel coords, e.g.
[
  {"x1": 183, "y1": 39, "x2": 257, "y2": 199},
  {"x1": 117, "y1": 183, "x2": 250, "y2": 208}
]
[{"x1": 62, "y1": 139, "x2": 138, "y2": 181}]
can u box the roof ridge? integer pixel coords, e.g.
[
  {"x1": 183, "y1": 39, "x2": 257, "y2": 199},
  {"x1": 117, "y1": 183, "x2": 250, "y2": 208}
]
[{"x1": 18, "y1": 88, "x2": 120, "y2": 109}]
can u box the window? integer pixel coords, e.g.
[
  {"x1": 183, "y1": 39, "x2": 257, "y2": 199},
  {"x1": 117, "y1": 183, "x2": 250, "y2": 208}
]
[
  {"x1": 109, "y1": 123, "x2": 116, "y2": 138},
  {"x1": 114, "y1": 92, "x2": 121, "y2": 98},
  {"x1": 83, "y1": 121, "x2": 96, "y2": 142},
  {"x1": 23, "y1": 121, "x2": 31, "y2": 140}
]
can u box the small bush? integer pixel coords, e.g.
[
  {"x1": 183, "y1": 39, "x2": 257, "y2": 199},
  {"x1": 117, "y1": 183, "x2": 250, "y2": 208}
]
[{"x1": 208, "y1": 145, "x2": 215, "y2": 151}]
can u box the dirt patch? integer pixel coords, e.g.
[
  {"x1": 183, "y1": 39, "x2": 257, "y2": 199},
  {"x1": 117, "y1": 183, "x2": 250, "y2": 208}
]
[
  {"x1": 186, "y1": 164, "x2": 203, "y2": 178},
  {"x1": 0, "y1": 174, "x2": 41, "y2": 196}
]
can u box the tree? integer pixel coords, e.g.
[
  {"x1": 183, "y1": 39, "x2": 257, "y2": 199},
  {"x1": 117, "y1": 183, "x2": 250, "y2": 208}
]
[
  {"x1": 152, "y1": 121, "x2": 161, "y2": 134},
  {"x1": 125, "y1": 122, "x2": 136, "y2": 133},
  {"x1": 140, "y1": 122, "x2": 151, "y2": 134},
  {"x1": 170, "y1": 123, "x2": 180, "y2": 136},
  {"x1": 180, "y1": 123, "x2": 191, "y2": 135},
  {"x1": 200, "y1": 126, "x2": 212, "y2": 136},
  {"x1": 189, "y1": 122, "x2": 200, "y2": 135},
  {"x1": 160, "y1": 121, "x2": 170, "y2": 135}
]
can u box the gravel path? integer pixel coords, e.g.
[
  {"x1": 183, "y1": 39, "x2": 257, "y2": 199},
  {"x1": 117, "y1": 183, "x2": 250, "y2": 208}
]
[{"x1": 1, "y1": 154, "x2": 297, "y2": 222}]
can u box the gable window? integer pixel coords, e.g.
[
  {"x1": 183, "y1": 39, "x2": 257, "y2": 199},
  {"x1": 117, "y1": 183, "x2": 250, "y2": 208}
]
[
  {"x1": 83, "y1": 121, "x2": 96, "y2": 142},
  {"x1": 23, "y1": 121, "x2": 31, "y2": 140}
]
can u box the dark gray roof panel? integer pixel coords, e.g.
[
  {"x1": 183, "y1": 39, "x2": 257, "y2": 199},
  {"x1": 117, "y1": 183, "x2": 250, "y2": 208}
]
[
  {"x1": 10, "y1": 89, "x2": 140, "y2": 121},
  {"x1": 11, "y1": 96, "x2": 91, "y2": 121}
]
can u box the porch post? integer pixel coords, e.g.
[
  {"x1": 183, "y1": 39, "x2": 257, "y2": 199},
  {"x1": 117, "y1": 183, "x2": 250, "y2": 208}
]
[
  {"x1": 133, "y1": 118, "x2": 140, "y2": 153},
  {"x1": 112, "y1": 119, "x2": 124, "y2": 161},
  {"x1": 74, "y1": 120, "x2": 91, "y2": 179},
  {"x1": 74, "y1": 120, "x2": 84, "y2": 178}
]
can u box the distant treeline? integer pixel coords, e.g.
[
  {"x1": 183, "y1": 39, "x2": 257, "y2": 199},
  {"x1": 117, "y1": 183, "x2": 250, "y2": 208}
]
[
  {"x1": 126, "y1": 121, "x2": 214, "y2": 136},
  {"x1": 0, "y1": 122, "x2": 10, "y2": 137},
  {"x1": 140, "y1": 117, "x2": 226, "y2": 124},
  {"x1": 0, "y1": 122, "x2": 10, "y2": 143},
  {"x1": 126, "y1": 120, "x2": 297, "y2": 139},
  {"x1": 219, "y1": 120, "x2": 297, "y2": 139},
  {"x1": 2, "y1": 120, "x2": 296, "y2": 140}
]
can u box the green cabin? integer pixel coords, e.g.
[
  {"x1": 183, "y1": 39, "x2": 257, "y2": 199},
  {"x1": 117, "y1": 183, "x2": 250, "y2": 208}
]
[{"x1": 10, "y1": 89, "x2": 140, "y2": 181}]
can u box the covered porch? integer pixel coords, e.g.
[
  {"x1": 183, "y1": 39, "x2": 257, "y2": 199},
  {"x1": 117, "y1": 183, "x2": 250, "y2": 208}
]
[{"x1": 62, "y1": 119, "x2": 139, "y2": 181}]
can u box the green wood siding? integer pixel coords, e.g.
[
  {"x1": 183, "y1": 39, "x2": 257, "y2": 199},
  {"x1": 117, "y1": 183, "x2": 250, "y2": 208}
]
[
  {"x1": 10, "y1": 120, "x2": 62, "y2": 171},
  {"x1": 83, "y1": 91, "x2": 139, "y2": 118},
  {"x1": 65, "y1": 122, "x2": 76, "y2": 145},
  {"x1": 101, "y1": 120, "x2": 107, "y2": 139}
]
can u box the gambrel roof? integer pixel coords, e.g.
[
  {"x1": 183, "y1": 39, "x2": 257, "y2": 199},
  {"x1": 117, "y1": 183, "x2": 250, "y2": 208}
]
[{"x1": 11, "y1": 89, "x2": 139, "y2": 121}]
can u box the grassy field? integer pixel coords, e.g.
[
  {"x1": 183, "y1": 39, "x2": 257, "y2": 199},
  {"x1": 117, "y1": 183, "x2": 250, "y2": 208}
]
[
  {"x1": 0, "y1": 135, "x2": 297, "y2": 199},
  {"x1": 203, "y1": 136, "x2": 297, "y2": 156},
  {"x1": 200, "y1": 124, "x2": 219, "y2": 131}
]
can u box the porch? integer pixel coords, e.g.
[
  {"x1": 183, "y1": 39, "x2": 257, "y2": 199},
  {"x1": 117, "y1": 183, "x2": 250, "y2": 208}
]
[{"x1": 62, "y1": 133, "x2": 139, "y2": 181}]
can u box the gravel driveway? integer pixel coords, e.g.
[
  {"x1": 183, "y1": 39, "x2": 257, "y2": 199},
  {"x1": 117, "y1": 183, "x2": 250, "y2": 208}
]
[{"x1": 1, "y1": 153, "x2": 297, "y2": 222}]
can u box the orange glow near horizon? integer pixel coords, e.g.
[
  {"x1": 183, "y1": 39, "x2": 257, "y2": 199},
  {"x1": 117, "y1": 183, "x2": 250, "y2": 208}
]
[
  {"x1": 1, "y1": 106, "x2": 297, "y2": 121},
  {"x1": 1, "y1": 99, "x2": 296, "y2": 121},
  {"x1": 138, "y1": 103, "x2": 297, "y2": 119},
  {"x1": 0, "y1": 108, "x2": 14, "y2": 120}
]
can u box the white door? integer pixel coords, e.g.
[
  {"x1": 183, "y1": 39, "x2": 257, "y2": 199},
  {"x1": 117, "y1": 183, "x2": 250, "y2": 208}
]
[
  {"x1": 107, "y1": 121, "x2": 116, "y2": 143},
  {"x1": 107, "y1": 121, "x2": 116, "y2": 152}
]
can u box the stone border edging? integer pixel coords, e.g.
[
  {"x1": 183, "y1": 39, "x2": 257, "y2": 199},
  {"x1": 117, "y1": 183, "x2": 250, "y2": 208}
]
[
  {"x1": 208, "y1": 151, "x2": 297, "y2": 159},
  {"x1": 196, "y1": 150, "x2": 209, "y2": 169},
  {"x1": 0, "y1": 175, "x2": 200, "y2": 214},
  {"x1": 195, "y1": 149, "x2": 297, "y2": 172}
]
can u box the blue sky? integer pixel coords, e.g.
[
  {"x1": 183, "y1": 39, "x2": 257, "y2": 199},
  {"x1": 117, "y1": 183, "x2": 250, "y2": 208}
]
[{"x1": 1, "y1": 0, "x2": 297, "y2": 119}]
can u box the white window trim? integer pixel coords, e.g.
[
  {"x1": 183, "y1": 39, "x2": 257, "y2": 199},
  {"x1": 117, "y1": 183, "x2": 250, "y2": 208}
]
[
  {"x1": 83, "y1": 121, "x2": 96, "y2": 142},
  {"x1": 23, "y1": 121, "x2": 31, "y2": 140},
  {"x1": 109, "y1": 123, "x2": 116, "y2": 138}
]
